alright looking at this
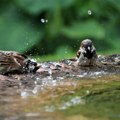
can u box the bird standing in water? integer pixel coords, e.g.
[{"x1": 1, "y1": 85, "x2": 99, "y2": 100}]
[
  {"x1": 75, "y1": 39, "x2": 97, "y2": 66},
  {"x1": 0, "y1": 51, "x2": 38, "y2": 74}
]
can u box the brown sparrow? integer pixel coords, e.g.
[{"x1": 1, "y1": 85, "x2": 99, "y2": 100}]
[
  {"x1": 0, "y1": 50, "x2": 38, "y2": 74},
  {"x1": 75, "y1": 39, "x2": 97, "y2": 66}
]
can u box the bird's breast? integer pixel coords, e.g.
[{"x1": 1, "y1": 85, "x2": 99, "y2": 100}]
[{"x1": 83, "y1": 51, "x2": 94, "y2": 59}]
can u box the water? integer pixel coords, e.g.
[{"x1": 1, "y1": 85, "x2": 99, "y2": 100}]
[
  {"x1": 41, "y1": 18, "x2": 48, "y2": 23},
  {"x1": 0, "y1": 70, "x2": 120, "y2": 120},
  {"x1": 88, "y1": 10, "x2": 92, "y2": 15},
  {"x1": 58, "y1": 96, "x2": 84, "y2": 110}
]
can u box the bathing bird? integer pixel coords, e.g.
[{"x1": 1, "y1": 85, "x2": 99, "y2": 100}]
[
  {"x1": 76, "y1": 39, "x2": 97, "y2": 66},
  {"x1": 0, "y1": 50, "x2": 38, "y2": 74}
]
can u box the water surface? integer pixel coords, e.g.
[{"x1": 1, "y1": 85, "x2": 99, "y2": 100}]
[{"x1": 0, "y1": 71, "x2": 120, "y2": 120}]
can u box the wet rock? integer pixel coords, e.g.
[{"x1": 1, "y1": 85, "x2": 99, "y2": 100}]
[
  {"x1": 0, "y1": 75, "x2": 19, "y2": 90},
  {"x1": 0, "y1": 54, "x2": 120, "y2": 90},
  {"x1": 98, "y1": 54, "x2": 120, "y2": 65}
]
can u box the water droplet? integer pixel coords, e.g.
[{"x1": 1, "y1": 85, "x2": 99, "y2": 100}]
[
  {"x1": 41, "y1": 19, "x2": 48, "y2": 23},
  {"x1": 51, "y1": 80, "x2": 57, "y2": 86},
  {"x1": 34, "y1": 81, "x2": 37, "y2": 85},
  {"x1": 21, "y1": 90, "x2": 29, "y2": 98},
  {"x1": 31, "y1": 59, "x2": 37, "y2": 62},
  {"x1": 70, "y1": 96, "x2": 82, "y2": 105},
  {"x1": 86, "y1": 90, "x2": 90, "y2": 94},
  {"x1": 41, "y1": 18, "x2": 45, "y2": 23},
  {"x1": 59, "y1": 96, "x2": 84, "y2": 110},
  {"x1": 44, "y1": 105, "x2": 55, "y2": 112},
  {"x1": 36, "y1": 77, "x2": 40, "y2": 81},
  {"x1": 32, "y1": 86, "x2": 39, "y2": 94},
  {"x1": 88, "y1": 10, "x2": 92, "y2": 15},
  {"x1": 48, "y1": 69, "x2": 52, "y2": 75}
]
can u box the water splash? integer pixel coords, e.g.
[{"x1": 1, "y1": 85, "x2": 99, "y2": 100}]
[
  {"x1": 46, "y1": 19, "x2": 48, "y2": 23},
  {"x1": 41, "y1": 19, "x2": 48, "y2": 23},
  {"x1": 19, "y1": 64, "x2": 110, "y2": 99},
  {"x1": 86, "y1": 90, "x2": 90, "y2": 94},
  {"x1": 75, "y1": 71, "x2": 108, "y2": 78},
  {"x1": 48, "y1": 69, "x2": 52, "y2": 76},
  {"x1": 41, "y1": 18, "x2": 45, "y2": 23},
  {"x1": 31, "y1": 59, "x2": 37, "y2": 62},
  {"x1": 32, "y1": 85, "x2": 40, "y2": 94},
  {"x1": 44, "y1": 105, "x2": 55, "y2": 112},
  {"x1": 21, "y1": 89, "x2": 32, "y2": 98},
  {"x1": 89, "y1": 71, "x2": 108, "y2": 77},
  {"x1": 59, "y1": 96, "x2": 84, "y2": 110},
  {"x1": 41, "y1": 63, "x2": 50, "y2": 68},
  {"x1": 88, "y1": 10, "x2": 92, "y2": 15},
  {"x1": 44, "y1": 96, "x2": 84, "y2": 112}
]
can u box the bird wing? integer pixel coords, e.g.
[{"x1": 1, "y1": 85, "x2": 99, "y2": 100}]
[
  {"x1": 0, "y1": 51, "x2": 27, "y2": 72},
  {"x1": 76, "y1": 50, "x2": 81, "y2": 58}
]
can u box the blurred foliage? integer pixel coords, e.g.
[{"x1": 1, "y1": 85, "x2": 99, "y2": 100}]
[{"x1": 0, "y1": 0, "x2": 120, "y2": 58}]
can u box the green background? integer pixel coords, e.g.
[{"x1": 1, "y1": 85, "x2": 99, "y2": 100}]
[{"x1": 0, "y1": 0, "x2": 120, "y2": 61}]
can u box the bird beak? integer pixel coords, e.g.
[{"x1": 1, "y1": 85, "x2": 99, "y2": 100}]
[{"x1": 87, "y1": 46, "x2": 91, "y2": 51}]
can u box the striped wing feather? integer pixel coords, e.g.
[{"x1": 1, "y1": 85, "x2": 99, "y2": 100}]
[{"x1": 0, "y1": 51, "x2": 27, "y2": 72}]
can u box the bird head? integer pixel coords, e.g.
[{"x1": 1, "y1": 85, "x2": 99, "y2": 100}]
[{"x1": 80, "y1": 39, "x2": 96, "y2": 59}]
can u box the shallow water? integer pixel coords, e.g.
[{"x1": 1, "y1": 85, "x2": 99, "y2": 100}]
[{"x1": 0, "y1": 71, "x2": 120, "y2": 120}]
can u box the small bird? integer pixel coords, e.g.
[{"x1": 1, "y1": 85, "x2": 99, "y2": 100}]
[
  {"x1": 0, "y1": 50, "x2": 38, "y2": 74},
  {"x1": 75, "y1": 39, "x2": 97, "y2": 66}
]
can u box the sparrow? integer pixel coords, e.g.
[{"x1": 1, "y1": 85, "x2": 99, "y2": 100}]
[
  {"x1": 75, "y1": 39, "x2": 97, "y2": 66},
  {"x1": 0, "y1": 50, "x2": 39, "y2": 74}
]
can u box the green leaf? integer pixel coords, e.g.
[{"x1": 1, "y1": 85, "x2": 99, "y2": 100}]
[
  {"x1": 14, "y1": 0, "x2": 74, "y2": 15},
  {"x1": 62, "y1": 20, "x2": 105, "y2": 39},
  {"x1": 0, "y1": 5, "x2": 43, "y2": 52}
]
